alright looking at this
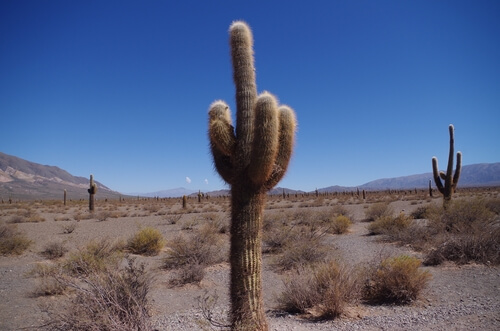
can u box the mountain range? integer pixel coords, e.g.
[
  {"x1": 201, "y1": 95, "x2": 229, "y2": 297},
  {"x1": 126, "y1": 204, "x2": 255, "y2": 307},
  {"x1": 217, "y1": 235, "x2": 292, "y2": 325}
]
[
  {"x1": 0, "y1": 152, "x2": 121, "y2": 200},
  {"x1": 1, "y1": 151, "x2": 499, "y2": 200}
]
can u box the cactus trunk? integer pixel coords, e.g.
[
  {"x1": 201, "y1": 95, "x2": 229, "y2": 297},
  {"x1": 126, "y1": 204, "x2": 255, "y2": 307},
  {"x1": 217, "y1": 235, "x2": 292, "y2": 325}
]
[
  {"x1": 432, "y1": 124, "x2": 462, "y2": 208},
  {"x1": 208, "y1": 21, "x2": 296, "y2": 330},
  {"x1": 230, "y1": 185, "x2": 267, "y2": 330}
]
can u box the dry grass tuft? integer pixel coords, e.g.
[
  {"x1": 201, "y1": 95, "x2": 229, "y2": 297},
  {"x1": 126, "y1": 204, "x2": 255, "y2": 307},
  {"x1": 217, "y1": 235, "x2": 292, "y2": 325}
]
[
  {"x1": 276, "y1": 260, "x2": 363, "y2": 319},
  {"x1": 363, "y1": 255, "x2": 431, "y2": 304},
  {"x1": 0, "y1": 222, "x2": 31, "y2": 255},
  {"x1": 127, "y1": 227, "x2": 164, "y2": 256}
]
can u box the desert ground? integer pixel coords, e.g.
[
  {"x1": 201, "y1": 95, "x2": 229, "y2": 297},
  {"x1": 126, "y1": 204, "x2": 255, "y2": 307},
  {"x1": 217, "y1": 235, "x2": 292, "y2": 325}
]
[{"x1": 1, "y1": 189, "x2": 499, "y2": 330}]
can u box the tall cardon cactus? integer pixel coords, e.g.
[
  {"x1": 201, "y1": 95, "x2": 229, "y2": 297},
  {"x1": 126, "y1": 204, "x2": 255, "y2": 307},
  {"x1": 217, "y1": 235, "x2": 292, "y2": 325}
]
[
  {"x1": 432, "y1": 124, "x2": 462, "y2": 208},
  {"x1": 208, "y1": 21, "x2": 297, "y2": 330},
  {"x1": 88, "y1": 174, "x2": 98, "y2": 212}
]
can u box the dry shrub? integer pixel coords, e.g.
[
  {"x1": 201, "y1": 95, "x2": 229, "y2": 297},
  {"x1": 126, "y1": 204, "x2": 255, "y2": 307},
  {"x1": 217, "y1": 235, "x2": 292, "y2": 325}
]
[
  {"x1": 424, "y1": 229, "x2": 500, "y2": 266},
  {"x1": 367, "y1": 213, "x2": 412, "y2": 235},
  {"x1": 63, "y1": 239, "x2": 123, "y2": 276},
  {"x1": 44, "y1": 259, "x2": 152, "y2": 331},
  {"x1": 364, "y1": 202, "x2": 393, "y2": 222},
  {"x1": 41, "y1": 241, "x2": 67, "y2": 259},
  {"x1": 164, "y1": 223, "x2": 226, "y2": 286},
  {"x1": 127, "y1": 227, "x2": 164, "y2": 256},
  {"x1": 29, "y1": 263, "x2": 67, "y2": 296},
  {"x1": 61, "y1": 223, "x2": 77, "y2": 234},
  {"x1": 277, "y1": 260, "x2": 362, "y2": 318},
  {"x1": 8, "y1": 209, "x2": 45, "y2": 223},
  {"x1": 329, "y1": 215, "x2": 352, "y2": 234},
  {"x1": 0, "y1": 223, "x2": 31, "y2": 255},
  {"x1": 410, "y1": 206, "x2": 428, "y2": 219},
  {"x1": 272, "y1": 227, "x2": 329, "y2": 271},
  {"x1": 363, "y1": 255, "x2": 431, "y2": 304}
]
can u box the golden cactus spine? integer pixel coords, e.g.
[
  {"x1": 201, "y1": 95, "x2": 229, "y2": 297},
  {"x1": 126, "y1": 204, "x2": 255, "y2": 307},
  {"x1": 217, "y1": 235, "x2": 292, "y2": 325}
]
[
  {"x1": 208, "y1": 21, "x2": 296, "y2": 330},
  {"x1": 432, "y1": 124, "x2": 462, "y2": 208}
]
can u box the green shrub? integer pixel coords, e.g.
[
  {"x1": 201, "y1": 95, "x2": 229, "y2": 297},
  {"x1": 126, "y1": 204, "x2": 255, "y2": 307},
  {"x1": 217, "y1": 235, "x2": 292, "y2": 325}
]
[
  {"x1": 127, "y1": 227, "x2": 164, "y2": 256},
  {"x1": 363, "y1": 255, "x2": 431, "y2": 304},
  {"x1": 0, "y1": 223, "x2": 31, "y2": 255}
]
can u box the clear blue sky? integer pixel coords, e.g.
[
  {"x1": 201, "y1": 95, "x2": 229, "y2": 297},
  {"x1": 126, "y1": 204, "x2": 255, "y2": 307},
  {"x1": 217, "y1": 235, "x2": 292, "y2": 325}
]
[{"x1": 1, "y1": 0, "x2": 499, "y2": 194}]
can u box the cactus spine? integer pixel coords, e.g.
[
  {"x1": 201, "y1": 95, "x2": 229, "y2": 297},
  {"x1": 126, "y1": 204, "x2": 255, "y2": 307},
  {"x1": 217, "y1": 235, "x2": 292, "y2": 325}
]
[
  {"x1": 208, "y1": 21, "x2": 296, "y2": 330},
  {"x1": 88, "y1": 174, "x2": 98, "y2": 212},
  {"x1": 432, "y1": 124, "x2": 462, "y2": 208}
]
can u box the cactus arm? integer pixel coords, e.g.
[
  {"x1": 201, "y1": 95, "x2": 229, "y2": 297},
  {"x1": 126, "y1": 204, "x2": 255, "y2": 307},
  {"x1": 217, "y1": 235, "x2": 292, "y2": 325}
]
[
  {"x1": 208, "y1": 101, "x2": 236, "y2": 184},
  {"x1": 432, "y1": 157, "x2": 445, "y2": 194},
  {"x1": 209, "y1": 101, "x2": 236, "y2": 156},
  {"x1": 248, "y1": 92, "x2": 280, "y2": 186},
  {"x1": 445, "y1": 124, "x2": 455, "y2": 195},
  {"x1": 453, "y1": 151, "x2": 462, "y2": 192},
  {"x1": 230, "y1": 21, "x2": 257, "y2": 168},
  {"x1": 265, "y1": 105, "x2": 297, "y2": 189}
]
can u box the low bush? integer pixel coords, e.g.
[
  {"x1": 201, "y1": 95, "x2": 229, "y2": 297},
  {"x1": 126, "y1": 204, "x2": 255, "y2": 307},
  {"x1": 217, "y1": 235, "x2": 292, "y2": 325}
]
[
  {"x1": 45, "y1": 259, "x2": 152, "y2": 331},
  {"x1": 63, "y1": 239, "x2": 123, "y2": 276},
  {"x1": 367, "y1": 213, "x2": 412, "y2": 235},
  {"x1": 276, "y1": 260, "x2": 362, "y2": 318},
  {"x1": 0, "y1": 223, "x2": 31, "y2": 255},
  {"x1": 164, "y1": 223, "x2": 226, "y2": 286},
  {"x1": 424, "y1": 229, "x2": 500, "y2": 265},
  {"x1": 364, "y1": 202, "x2": 393, "y2": 222},
  {"x1": 41, "y1": 241, "x2": 67, "y2": 259},
  {"x1": 329, "y1": 215, "x2": 352, "y2": 234},
  {"x1": 363, "y1": 255, "x2": 431, "y2": 304},
  {"x1": 272, "y1": 227, "x2": 329, "y2": 271},
  {"x1": 127, "y1": 227, "x2": 164, "y2": 256}
]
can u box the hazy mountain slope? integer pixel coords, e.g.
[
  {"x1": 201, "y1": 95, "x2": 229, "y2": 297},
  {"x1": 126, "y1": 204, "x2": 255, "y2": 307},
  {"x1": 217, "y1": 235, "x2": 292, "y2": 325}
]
[{"x1": 0, "y1": 152, "x2": 120, "y2": 200}]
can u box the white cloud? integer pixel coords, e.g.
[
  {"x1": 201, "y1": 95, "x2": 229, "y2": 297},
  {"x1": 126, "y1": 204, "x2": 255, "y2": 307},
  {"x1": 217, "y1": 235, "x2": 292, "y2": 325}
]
[
  {"x1": 204, "y1": 179, "x2": 209, "y2": 185},
  {"x1": 186, "y1": 177, "x2": 191, "y2": 184}
]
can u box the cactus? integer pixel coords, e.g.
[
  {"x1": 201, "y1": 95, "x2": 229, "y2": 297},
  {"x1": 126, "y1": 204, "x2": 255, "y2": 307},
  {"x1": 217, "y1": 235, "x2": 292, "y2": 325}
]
[
  {"x1": 88, "y1": 174, "x2": 98, "y2": 211},
  {"x1": 432, "y1": 124, "x2": 462, "y2": 208},
  {"x1": 208, "y1": 21, "x2": 296, "y2": 330},
  {"x1": 182, "y1": 195, "x2": 187, "y2": 209},
  {"x1": 63, "y1": 189, "x2": 67, "y2": 206}
]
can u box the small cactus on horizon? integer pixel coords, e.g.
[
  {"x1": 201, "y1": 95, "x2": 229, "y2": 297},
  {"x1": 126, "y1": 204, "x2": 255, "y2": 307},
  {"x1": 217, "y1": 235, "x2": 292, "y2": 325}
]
[
  {"x1": 208, "y1": 21, "x2": 297, "y2": 330},
  {"x1": 432, "y1": 124, "x2": 462, "y2": 208},
  {"x1": 88, "y1": 174, "x2": 98, "y2": 212}
]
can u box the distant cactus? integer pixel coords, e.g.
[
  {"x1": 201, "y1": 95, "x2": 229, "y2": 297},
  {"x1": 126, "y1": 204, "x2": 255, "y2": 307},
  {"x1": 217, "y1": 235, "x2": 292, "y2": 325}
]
[
  {"x1": 432, "y1": 124, "x2": 462, "y2": 208},
  {"x1": 182, "y1": 195, "x2": 187, "y2": 209},
  {"x1": 208, "y1": 21, "x2": 296, "y2": 330},
  {"x1": 88, "y1": 175, "x2": 98, "y2": 211},
  {"x1": 63, "y1": 189, "x2": 67, "y2": 206}
]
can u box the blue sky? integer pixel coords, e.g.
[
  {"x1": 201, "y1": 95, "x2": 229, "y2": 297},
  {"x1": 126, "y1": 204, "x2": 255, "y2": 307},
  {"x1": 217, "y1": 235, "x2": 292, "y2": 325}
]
[{"x1": 1, "y1": 0, "x2": 499, "y2": 194}]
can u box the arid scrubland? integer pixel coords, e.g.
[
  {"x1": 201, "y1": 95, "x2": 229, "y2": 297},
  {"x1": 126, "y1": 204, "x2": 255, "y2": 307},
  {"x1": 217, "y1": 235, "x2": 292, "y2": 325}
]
[{"x1": 0, "y1": 188, "x2": 499, "y2": 330}]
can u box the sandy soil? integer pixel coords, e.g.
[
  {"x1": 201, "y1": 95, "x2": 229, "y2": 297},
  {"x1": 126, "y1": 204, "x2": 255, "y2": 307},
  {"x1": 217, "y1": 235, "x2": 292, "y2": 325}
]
[{"x1": 0, "y1": 193, "x2": 499, "y2": 330}]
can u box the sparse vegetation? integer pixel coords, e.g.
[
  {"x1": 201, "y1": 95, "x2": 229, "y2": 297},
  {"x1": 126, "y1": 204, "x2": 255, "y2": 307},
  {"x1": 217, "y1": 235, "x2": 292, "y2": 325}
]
[
  {"x1": 127, "y1": 227, "x2": 164, "y2": 256},
  {"x1": 364, "y1": 202, "x2": 393, "y2": 222},
  {"x1": 0, "y1": 223, "x2": 31, "y2": 255},
  {"x1": 277, "y1": 260, "x2": 362, "y2": 318},
  {"x1": 363, "y1": 255, "x2": 431, "y2": 304},
  {"x1": 40, "y1": 241, "x2": 67, "y2": 259}
]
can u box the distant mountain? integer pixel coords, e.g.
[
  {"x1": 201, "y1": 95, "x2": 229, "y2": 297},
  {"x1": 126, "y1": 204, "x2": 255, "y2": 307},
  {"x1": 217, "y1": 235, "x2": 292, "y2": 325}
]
[
  {"x1": 319, "y1": 163, "x2": 500, "y2": 192},
  {"x1": 134, "y1": 187, "x2": 198, "y2": 198},
  {"x1": 0, "y1": 152, "x2": 121, "y2": 200}
]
